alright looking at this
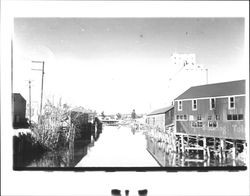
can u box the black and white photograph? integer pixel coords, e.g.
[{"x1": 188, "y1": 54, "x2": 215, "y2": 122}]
[
  {"x1": 12, "y1": 16, "x2": 247, "y2": 169},
  {"x1": 1, "y1": 1, "x2": 249, "y2": 196}
]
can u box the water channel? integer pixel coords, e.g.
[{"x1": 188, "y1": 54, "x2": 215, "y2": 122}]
[{"x1": 15, "y1": 125, "x2": 246, "y2": 168}]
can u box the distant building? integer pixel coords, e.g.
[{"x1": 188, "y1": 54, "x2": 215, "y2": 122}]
[
  {"x1": 170, "y1": 53, "x2": 196, "y2": 68},
  {"x1": 174, "y1": 80, "x2": 246, "y2": 140},
  {"x1": 146, "y1": 105, "x2": 175, "y2": 166},
  {"x1": 13, "y1": 93, "x2": 28, "y2": 128},
  {"x1": 147, "y1": 106, "x2": 174, "y2": 132},
  {"x1": 167, "y1": 53, "x2": 207, "y2": 104}
]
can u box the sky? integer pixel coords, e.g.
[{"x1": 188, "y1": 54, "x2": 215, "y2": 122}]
[{"x1": 13, "y1": 18, "x2": 246, "y2": 114}]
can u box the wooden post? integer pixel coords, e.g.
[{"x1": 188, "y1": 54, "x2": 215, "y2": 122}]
[
  {"x1": 214, "y1": 137, "x2": 217, "y2": 158},
  {"x1": 181, "y1": 134, "x2": 184, "y2": 154},
  {"x1": 232, "y1": 141, "x2": 236, "y2": 160},
  {"x1": 203, "y1": 137, "x2": 207, "y2": 159},
  {"x1": 176, "y1": 135, "x2": 179, "y2": 153},
  {"x1": 186, "y1": 135, "x2": 189, "y2": 156},
  {"x1": 220, "y1": 139, "x2": 225, "y2": 160}
]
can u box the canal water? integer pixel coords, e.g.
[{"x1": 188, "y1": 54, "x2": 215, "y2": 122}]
[
  {"x1": 15, "y1": 125, "x2": 246, "y2": 168},
  {"x1": 146, "y1": 136, "x2": 246, "y2": 167}
]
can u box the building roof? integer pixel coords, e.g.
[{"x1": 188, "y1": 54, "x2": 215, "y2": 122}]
[
  {"x1": 148, "y1": 105, "x2": 174, "y2": 116},
  {"x1": 13, "y1": 93, "x2": 26, "y2": 101},
  {"x1": 71, "y1": 106, "x2": 95, "y2": 114},
  {"x1": 175, "y1": 80, "x2": 245, "y2": 100}
]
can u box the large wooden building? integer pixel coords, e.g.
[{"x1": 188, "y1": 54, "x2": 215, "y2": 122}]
[
  {"x1": 174, "y1": 80, "x2": 245, "y2": 140},
  {"x1": 146, "y1": 80, "x2": 246, "y2": 164},
  {"x1": 174, "y1": 80, "x2": 246, "y2": 159}
]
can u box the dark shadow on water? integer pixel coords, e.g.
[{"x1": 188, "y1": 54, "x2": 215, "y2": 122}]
[
  {"x1": 14, "y1": 133, "x2": 101, "y2": 168},
  {"x1": 26, "y1": 139, "x2": 91, "y2": 167}
]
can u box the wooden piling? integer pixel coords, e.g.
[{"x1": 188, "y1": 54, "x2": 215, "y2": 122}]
[
  {"x1": 220, "y1": 139, "x2": 226, "y2": 160},
  {"x1": 203, "y1": 137, "x2": 207, "y2": 159},
  {"x1": 181, "y1": 134, "x2": 184, "y2": 154},
  {"x1": 232, "y1": 141, "x2": 236, "y2": 160},
  {"x1": 186, "y1": 135, "x2": 189, "y2": 156}
]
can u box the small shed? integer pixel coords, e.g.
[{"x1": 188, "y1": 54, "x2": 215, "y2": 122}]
[{"x1": 13, "y1": 93, "x2": 28, "y2": 128}]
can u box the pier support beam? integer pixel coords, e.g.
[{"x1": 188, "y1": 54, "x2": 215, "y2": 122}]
[
  {"x1": 203, "y1": 137, "x2": 207, "y2": 159},
  {"x1": 219, "y1": 138, "x2": 226, "y2": 160},
  {"x1": 232, "y1": 141, "x2": 236, "y2": 160},
  {"x1": 186, "y1": 135, "x2": 189, "y2": 156},
  {"x1": 181, "y1": 134, "x2": 184, "y2": 154}
]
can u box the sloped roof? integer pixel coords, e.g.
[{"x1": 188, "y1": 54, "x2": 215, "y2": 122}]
[
  {"x1": 13, "y1": 93, "x2": 26, "y2": 101},
  {"x1": 71, "y1": 106, "x2": 95, "y2": 114},
  {"x1": 148, "y1": 105, "x2": 174, "y2": 116},
  {"x1": 175, "y1": 80, "x2": 245, "y2": 100}
]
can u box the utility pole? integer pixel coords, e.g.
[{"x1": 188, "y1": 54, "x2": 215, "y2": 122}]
[
  {"x1": 31, "y1": 60, "x2": 45, "y2": 125},
  {"x1": 205, "y1": 68, "x2": 208, "y2": 84},
  {"x1": 29, "y1": 80, "x2": 32, "y2": 125}
]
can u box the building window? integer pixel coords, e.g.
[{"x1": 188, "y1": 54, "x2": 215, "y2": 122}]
[
  {"x1": 192, "y1": 121, "x2": 203, "y2": 128},
  {"x1": 238, "y1": 114, "x2": 244, "y2": 120},
  {"x1": 178, "y1": 101, "x2": 182, "y2": 111},
  {"x1": 191, "y1": 122, "x2": 197, "y2": 127},
  {"x1": 208, "y1": 116, "x2": 212, "y2": 120},
  {"x1": 227, "y1": 114, "x2": 244, "y2": 121},
  {"x1": 210, "y1": 98, "x2": 216, "y2": 110},
  {"x1": 228, "y1": 97, "x2": 235, "y2": 109},
  {"x1": 176, "y1": 114, "x2": 188, "y2": 121},
  {"x1": 227, "y1": 114, "x2": 232, "y2": 120},
  {"x1": 197, "y1": 115, "x2": 202, "y2": 121},
  {"x1": 197, "y1": 122, "x2": 203, "y2": 127},
  {"x1": 192, "y1": 99, "x2": 197, "y2": 110},
  {"x1": 233, "y1": 114, "x2": 237, "y2": 120},
  {"x1": 216, "y1": 115, "x2": 220, "y2": 120},
  {"x1": 208, "y1": 121, "x2": 217, "y2": 128}
]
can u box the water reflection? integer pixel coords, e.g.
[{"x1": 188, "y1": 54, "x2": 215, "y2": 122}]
[
  {"x1": 27, "y1": 138, "x2": 94, "y2": 167},
  {"x1": 147, "y1": 136, "x2": 246, "y2": 167}
]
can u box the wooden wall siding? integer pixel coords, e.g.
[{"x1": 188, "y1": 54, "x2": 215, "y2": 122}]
[
  {"x1": 175, "y1": 96, "x2": 245, "y2": 140},
  {"x1": 148, "y1": 114, "x2": 165, "y2": 131},
  {"x1": 165, "y1": 108, "x2": 174, "y2": 126},
  {"x1": 14, "y1": 95, "x2": 27, "y2": 121}
]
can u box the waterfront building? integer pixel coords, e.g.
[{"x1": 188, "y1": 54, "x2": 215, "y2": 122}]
[
  {"x1": 12, "y1": 93, "x2": 28, "y2": 128},
  {"x1": 174, "y1": 80, "x2": 246, "y2": 158},
  {"x1": 146, "y1": 105, "x2": 175, "y2": 166}
]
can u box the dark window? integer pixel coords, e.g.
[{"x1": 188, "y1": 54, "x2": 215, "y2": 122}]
[
  {"x1": 229, "y1": 97, "x2": 235, "y2": 109},
  {"x1": 238, "y1": 114, "x2": 244, "y2": 120},
  {"x1": 210, "y1": 98, "x2": 215, "y2": 109},
  {"x1": 213, "y1": 121, "x2": 217, "y2": 127},
  {"x1": 197, "y1": 115, "x2": 201, "y2": 121},
  {"x1": 233, "y1": 114, "x2": 237, "y2": 120},
  {"x1": 178, "y1": 101, "x2": 182, "y2": 111},
  {"x1": 192, "y1": 99, "x2": 197, "y2": 110},
  {"x1": 191, "y1": 122, "x2": 197, "y2": 127},
  {"x1": 208, "y1": 121, "x2": 213, "y2": 127},
  {"x1": 180, "y1": 115, "x2": 183, "y2": 120},
  {"x1": 176, "y1": 115, "x2": 180, "y2": 120},
  {"x1": 216, "y1": 115, "x2": 220, "y2": 120},
  {"x1": 198, "y1": 122, "x2": 203, "y2": 127},
  {"x1": 183, "y1": 115, "x2": 187, "y2": 120},
  {"x1": 227, "y1": 114, "x2": 232, "y2": 120},
  {"x1": 208, "y1": 116, "x2": 212, "y2": 120}
]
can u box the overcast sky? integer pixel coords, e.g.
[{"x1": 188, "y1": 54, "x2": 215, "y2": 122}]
[{"x1": 13, "y1": 18, "x2": 246, "y2": 114}]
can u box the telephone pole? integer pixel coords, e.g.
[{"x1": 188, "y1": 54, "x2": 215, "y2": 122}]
[
  {"x1": 29, "y1": 80, "x2": 32, "y2": 125},
  {"x1": 205, "y1": 68, "x2": 208, "y2": 84},
  {"x1": 31, "y1": 60, "x2": 45, "y2": 125}
]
